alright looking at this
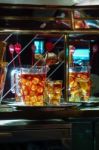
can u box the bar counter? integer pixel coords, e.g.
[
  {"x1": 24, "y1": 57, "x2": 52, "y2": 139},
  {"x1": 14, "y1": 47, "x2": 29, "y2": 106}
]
[
  {"x1": 0, "y1": 103, "x2": 99, "y2": 150},
  {"x1": 0, "y1": 103, "x2": 99, "y2": 119}
]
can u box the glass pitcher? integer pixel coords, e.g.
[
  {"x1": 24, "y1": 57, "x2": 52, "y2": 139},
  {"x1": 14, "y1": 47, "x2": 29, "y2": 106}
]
[
  {"x1": 69, "y1": 66, "x2": 91, "y2": 102},
  {"x1": 11, "y1": 65, "x2": 48, "y2": 106}
]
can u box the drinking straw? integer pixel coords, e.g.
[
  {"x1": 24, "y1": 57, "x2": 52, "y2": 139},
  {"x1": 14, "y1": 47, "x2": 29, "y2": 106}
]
[
  {"x1": 9, "y1": 44, "x2": 15, "y2": 68},
  {"x1": 7, "y1": 34, "x2": 38, "y2": 67},
  {"x1": 11, "y1": 53, "x2": 15, "y2": 68},
  {"x1": 18, "y1": 53, "x2": 22, "y2": 67},
  {"x1": 14, "y1": 43, "x2": 22, "y2": 67},
  {"x1": 1, "y1": 34, "x2": 38, "y2": 100}
]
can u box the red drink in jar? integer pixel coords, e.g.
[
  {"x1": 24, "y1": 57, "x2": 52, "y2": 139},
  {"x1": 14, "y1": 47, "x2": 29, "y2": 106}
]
[
  {"x1": 18, "y1": 73, "x2": 46, "y2": 106},
  {"x1": 12, "y1": 66, "x2": 48, "y2": 106}
]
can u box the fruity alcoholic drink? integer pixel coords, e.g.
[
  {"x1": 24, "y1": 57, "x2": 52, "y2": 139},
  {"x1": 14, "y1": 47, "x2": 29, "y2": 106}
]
[
  {"x1": 69, "y1": 66, "x2": 91, "y2": 102},
  {"x1": 18, "y1": 73, "x2": 46, "y2": 106},
  {"x1": 13, "y1": 66, "x2": 47, "y2": 106},
  {"x1": 46, "y1": 80, "x2": 62, "y2": 105}
]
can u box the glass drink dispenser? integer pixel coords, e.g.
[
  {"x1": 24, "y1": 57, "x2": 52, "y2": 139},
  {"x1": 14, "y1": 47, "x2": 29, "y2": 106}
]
[
  {"x1": 69, "y1": 66, "x2": 91, "y2": 102},
  {"x1": 68, "y1": 41, "x2": 92, "y2": 102}
]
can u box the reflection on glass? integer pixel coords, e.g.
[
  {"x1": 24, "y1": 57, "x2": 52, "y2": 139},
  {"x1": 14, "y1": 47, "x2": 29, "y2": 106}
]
[
  {"x1": 73, "y1": 48, "x2": 90, "y2": 66},
  {"x1": 75, "y1": 20, "x2": 89, "y2": 29},
  {"x1": 75, "y1": 20, "x2": 99, "y2": 29},
  {"x1": 74, "y1": 9, "x2": 99, "y2": 18}
]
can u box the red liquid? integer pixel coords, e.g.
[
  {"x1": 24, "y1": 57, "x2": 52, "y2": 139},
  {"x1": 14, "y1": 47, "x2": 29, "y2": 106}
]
[{"x1": 18, "y1": 73, "x2": 46, "y2": 106}]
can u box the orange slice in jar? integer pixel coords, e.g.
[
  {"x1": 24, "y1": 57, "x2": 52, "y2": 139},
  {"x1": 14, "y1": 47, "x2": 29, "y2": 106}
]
[
  {"x1": 32, "y1": 77, "x2": 40, "y2": 85},
  {"x1": 37, "y1": 95, "x2": 44, "y2": 102},
  {"x1": 31, "y1": 84, "x2": 37, "y2": 91},
  {"x1": 69, "y1": 75, "x2": 76, "y2": 83},
  {"x1": 77, "y1": 73, "x2": 90, "y2": 82},
  {"x1": 37, "y1": 86, "x2": 44, "y2": 94},
  {"x1": 39, "y1": 81, "x2": 45, "y2": 87}
]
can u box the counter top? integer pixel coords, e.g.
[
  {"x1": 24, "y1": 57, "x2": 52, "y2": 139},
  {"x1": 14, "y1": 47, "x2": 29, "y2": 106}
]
[{"x1": 0, "y1": 103, "x2": 99, "y2": 120}]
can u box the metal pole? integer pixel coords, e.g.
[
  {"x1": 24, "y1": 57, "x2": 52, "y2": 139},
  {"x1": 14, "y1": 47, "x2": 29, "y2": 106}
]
[{"x1": 64, "y1": 34, "x2": 69, "y2": 102}]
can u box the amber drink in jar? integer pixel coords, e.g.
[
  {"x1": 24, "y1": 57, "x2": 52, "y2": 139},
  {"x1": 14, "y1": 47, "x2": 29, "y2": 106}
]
[
  {"x1": 69, "y1": 66, "x2": 91, "y2": 102},
  {"x1": 13, "y1": 66, "x2": 47, "y2": 106},
  {"x1": 46, "y1": 80, "x2": 62, "y2": 105}
]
